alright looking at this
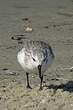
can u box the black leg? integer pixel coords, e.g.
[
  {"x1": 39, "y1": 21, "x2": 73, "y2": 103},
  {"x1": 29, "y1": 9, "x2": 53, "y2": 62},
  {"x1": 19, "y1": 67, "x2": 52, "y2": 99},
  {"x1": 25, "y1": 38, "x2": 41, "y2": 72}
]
[
  {"x1": 38, "y1": 65, "x2": 43, "y2": 90},
  {"x1": 26, "y1": 72, "x2": 32, "y2": 89}
]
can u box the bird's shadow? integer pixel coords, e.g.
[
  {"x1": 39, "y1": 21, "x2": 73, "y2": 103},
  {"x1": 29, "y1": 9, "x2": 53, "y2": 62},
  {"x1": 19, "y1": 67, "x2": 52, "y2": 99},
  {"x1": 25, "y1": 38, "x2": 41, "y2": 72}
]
[{"x1": 47, "y1": 81, "x2": 73, "y2": 93}]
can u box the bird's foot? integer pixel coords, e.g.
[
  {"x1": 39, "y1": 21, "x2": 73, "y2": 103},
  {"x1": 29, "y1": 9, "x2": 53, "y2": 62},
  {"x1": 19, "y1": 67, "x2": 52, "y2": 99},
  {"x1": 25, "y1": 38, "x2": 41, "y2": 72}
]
[
  {"x1": 39, "y1": 86, "x2": 43, "y2": 91},
  {"x1": 26, "y1": 85, "x2": 32, "y2": 89}
]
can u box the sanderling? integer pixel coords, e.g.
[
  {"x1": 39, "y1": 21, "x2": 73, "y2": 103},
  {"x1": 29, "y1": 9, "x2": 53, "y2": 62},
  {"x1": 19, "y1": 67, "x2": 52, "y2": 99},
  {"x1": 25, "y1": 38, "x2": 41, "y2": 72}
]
[{"x1": 17, "y1": 39, "x2": 54, "y2": 90}]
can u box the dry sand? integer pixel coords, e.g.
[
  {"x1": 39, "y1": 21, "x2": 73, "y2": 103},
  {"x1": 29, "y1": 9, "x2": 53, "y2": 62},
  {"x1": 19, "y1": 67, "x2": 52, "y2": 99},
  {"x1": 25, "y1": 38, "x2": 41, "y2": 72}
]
[{"x1": 0, "y1": 0, "x2": 73, "y2": 110}]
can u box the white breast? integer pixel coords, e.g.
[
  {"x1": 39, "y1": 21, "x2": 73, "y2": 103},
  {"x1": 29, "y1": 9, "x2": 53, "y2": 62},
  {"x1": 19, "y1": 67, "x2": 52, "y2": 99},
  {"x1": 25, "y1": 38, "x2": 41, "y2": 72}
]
[
  {"x1": 17, "y1": 48, "x2": 38, "y2": 72},
  {"x1": 17, "y1": 48, "x2": 25, "y2": 69},
  {"x1": 17, "y1": 45, "x2": 54, "y2": 74}
]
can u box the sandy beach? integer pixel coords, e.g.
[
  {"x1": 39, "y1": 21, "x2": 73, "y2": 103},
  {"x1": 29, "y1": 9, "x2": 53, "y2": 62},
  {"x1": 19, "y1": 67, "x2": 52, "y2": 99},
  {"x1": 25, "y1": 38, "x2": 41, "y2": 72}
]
[{"x1": 0, "y1": 0, "x2": 73, "y2": 110}]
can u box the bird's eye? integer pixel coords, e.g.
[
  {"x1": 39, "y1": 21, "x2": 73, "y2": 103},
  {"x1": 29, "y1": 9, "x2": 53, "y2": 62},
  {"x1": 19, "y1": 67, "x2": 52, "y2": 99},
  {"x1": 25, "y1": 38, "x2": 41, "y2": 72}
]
[{"x1": 32, "y1": 57, "x2": 36, "y2": 61}]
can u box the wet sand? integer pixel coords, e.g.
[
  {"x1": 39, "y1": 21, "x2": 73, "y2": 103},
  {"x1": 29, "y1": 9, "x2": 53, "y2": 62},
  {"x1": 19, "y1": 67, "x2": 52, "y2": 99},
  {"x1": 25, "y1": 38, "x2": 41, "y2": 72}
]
[{"x1": 0, "y1": 0, "x2": 73, "y2": 110}]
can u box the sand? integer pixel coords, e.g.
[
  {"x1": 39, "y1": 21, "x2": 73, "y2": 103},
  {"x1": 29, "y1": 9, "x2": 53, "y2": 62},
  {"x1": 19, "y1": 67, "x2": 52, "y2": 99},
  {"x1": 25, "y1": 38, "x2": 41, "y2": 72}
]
[{"x1": 0, "y1": 0, "x2": 73, "y2": 110}]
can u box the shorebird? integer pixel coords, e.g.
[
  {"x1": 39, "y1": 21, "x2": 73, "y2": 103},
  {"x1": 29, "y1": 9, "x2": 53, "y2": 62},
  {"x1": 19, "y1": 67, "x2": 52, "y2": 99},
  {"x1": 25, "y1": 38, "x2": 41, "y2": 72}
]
[{"x1": 17, "y1": 39, "x2": 54, "y2": 90}]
